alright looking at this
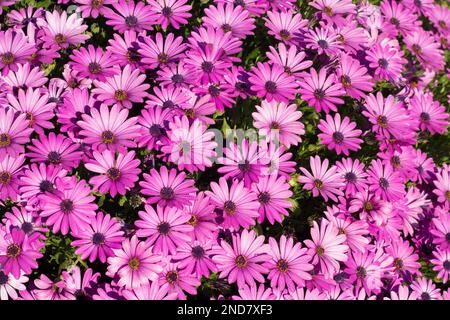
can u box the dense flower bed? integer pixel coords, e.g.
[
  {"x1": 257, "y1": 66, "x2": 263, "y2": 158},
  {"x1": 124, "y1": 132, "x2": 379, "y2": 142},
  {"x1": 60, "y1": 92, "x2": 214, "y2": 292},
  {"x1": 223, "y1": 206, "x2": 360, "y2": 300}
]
[{"x1": 0, "y1": 0, "x2": 449, "y2": 300}]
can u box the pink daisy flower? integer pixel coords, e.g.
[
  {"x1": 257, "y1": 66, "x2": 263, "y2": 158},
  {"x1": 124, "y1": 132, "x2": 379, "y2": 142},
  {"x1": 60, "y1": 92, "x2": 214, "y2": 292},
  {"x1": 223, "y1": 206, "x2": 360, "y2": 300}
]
[
  {"x1": 386, "y1": 239, "x2": 421, "y2": 276},
  {"x1": 3, "y1": 62, "x2": 48, "y2": 91},
  {"x1": 212, "y1": 229, "x2": 270, "y2": 287},
  {"x1": 335, "y1": 158, "x2": 368, "y2": 196},
  {"x1": 218, "y1": 139, "x2": 265, "y2": 188},
  {"x1": 410, "y1": 278, "x2": 442, "y2": 300},
  {"x1": 298, "y1": 156, "x2": 344, "y2": 202},
  {"x1": 103, "y1": 0, "x2": 157, "y2": 33},
  {"x1": 202, "y1": 3, "x2": 255, "y2": 39},
  {"x1": 365, "y1": 40, "x2": 406, "y2": 82},
  {"x1": 0, "y1": 228, "x2": 42, "y2": 278},
  {"x1": 135, "y1": 204, "x2": 193, "y2": 255},
  {"x1": 18, "y1": 163, "x2": 67, "y2": 199},
  {"x1": 0, "y1": 29, "x2": 36, "y2": 75},
  {"x1": 38, "y1": 176, "x2": 98, "y2": 235},
  {"x1": 367, "y1": 159, "x2": 405, "y2": 201},
  {"x1": 408, "y1": 91, "x2": 449, "y2": 135},
  {"x1": 72, "y1": 212, "x2": 125, "y2": 263},
  {"x1": 336, "y1": 55, "x2": 373, "y2": 100},
  {"x1": 139, "y1": 32, "x2": 186, "y2": 70},
  {"x1": 304, "y1": 27, "x2": 343, "y2": 56},
  {"x1": 158, "y1": 262, "x2": 200, "y2": 300},
  {"x1": 249, "y1": 62, "x2": 297, "y2": 103},
  {"x1": 85, "y1": 150, "x2": 141, "y2": 197},
  {"x1": 78, "y1": 104, "x2": 142, "y2": 153},
  {"x1": 0, "y1": 107, "x2": 33, "y2": 160},
  {"x1": 75, "y1": 0, "x2": 115, "y2": 19},
  {"x1": 266, "y1": 43, "x2": 312, "y2": 80},
  {"x1": 298, "y1": 67, "x2": 345, "y2": 113},
  {"x1": 172, "y1": 239, "x2": 219, "y2": 278},
  {"x1": 107, "y1": 30, "x2": 143, "y2": 69},
  {"x1": 267, "y1": 235, "x2": 313, "y2": 291},
  {"x1": 251, "y1": 174, "x2": 293, "y2": 225},
  {"x1": 161, "y1": 116, "x2": 217, "y2": 173},
  {"x1": 183, "y1": 191, "x2": 217, "y2": 242},
  {"x1": 433, "y1": 165, "x2": 450, "y2": 205},
  {"x1": 39, "y1": 11, "x2": 89, "y2": 48},
  {"x1": 206, "y1": 177, "x2": 260, "y2": 230},
  {"x1": 148, "y1": 0, "x2": 192, "y2": 30},
  {"x1": 137, "y1": 107, "x2": 172, "y2": 151},
  {"x1": 27, "y1": 133, "x2": 83, "y2": 170},
  {"x1": 430, "y1": 249, "x2": 450, "y2": 283},
  {"x1": 0, "y1": 270, "x2": 28, "y2": 300},
  {"x1": 318, "y1": 113, "x2": 363, "y2": 156},
  {"x1": 304, "y1": 219, "x2": 349, "y2": 278},
  {"x1": 0, "y1": 154, "x2": 25, "y2": 201},
  {"x1": 264, "y1": 10, "x2": 308, "y2": 43},
  {"x1": 107, "y1": 235, "x2": 164, "y2": 289},
  {"x1": 184, "y1": 46, "x2": 231, "y2": 85},
  {"x1": 252, "y1": 100, "x2": 304, "y2": 148},
  {"x1": 7, "y1": 87, "x2": 55, "y2": 135},
  {"x1": 69, "y1": 45, "x2": 118, "y2": 81},
  {"x1": 139, "y1": 166, "x2": 197, "y2": 208},
  {"x1": 92, "y1": 64, "x2": 150, "y2": 109}
]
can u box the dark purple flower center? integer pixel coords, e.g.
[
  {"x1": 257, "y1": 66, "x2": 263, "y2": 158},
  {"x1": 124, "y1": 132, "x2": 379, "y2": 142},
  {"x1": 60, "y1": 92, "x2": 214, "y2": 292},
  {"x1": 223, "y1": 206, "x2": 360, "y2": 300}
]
[
  {"x1": 101, "y1": 130, "x2": 115, "y2": 143},
  {"x1": 0, "y1": 133, "x2": 11, "y2": 147},
  {"x1": 1, "y1": 52, "x2": 14, "y2": 65},
  {"x1": 223, "y1": 200, "x2": 236, "y2": 215},
  {"x1": 166, "y1": 271, "x2": 179, "y2": 284},
  {"x1": 201, "y1": 61, "x2": 214, "y2": 73},
  {"x1": 0, "y1": 171, "x2": 12, "y2": 185},
  {"x1": 446, "y1": 233, "x2": 450, "y2": 242},
  {"x1": 313, "y1": 89, "x2": 325, "y2": 99},
  {"x1": 270, "y1": 121, "x2": 280, "y2": 129},
  {"x1": 420, "y1": 292, "x2": 431, "y2": 300},
  {"x1": 106, "y1": 167, "x2": 121, "y2": 180},
  {"x1": 22, "y1": 222, "x2": 34, "y2": 234},
  {"x1": 235, "y1": 255, "x2": 248, "y2": 268},
  {"x1": 344, "y1": 172, "x2": 357, "y2": 183},
  {"x1": 157, "y1": 222, "x2": 171, "y2": 235},
  {"x1": 332, "y1": 131, "x2": 344, "y2": 144},
  {"x1": 6, "y1": 243, "x2": 21, "y2": 258},
  {"x1": 39, "y1": 180, "x2": 54, "y2": 192},
  {"x1": 55, "y1": 33, "x2": 67, "y2": 45},
  {"x1": 125, "y1": 15, "x2": 138, "y2": 27},
  {"x1": 279, "y1": 29, "x2": 290, "y2": 40},
  {"x1": 161, "y1": 6, "x2": 173, "y2": 17},
  {"x1": 317, "y1": 40, "x2": 329, "y2": 49},
  {"x1": 149, "y1": 124, "x2": 163, "y2": 137},
  {"x1": 92, "y1": 0, "x2": 103, "y2": 9},
  {"x1": 377, "y1": 115, "x2": 388, "y2": 128},
  {"x1": 162, "y1": 100, "x2": 175, "y2": 109},
  {"x1": 264, "y1": 81, "x2": 277, "y2": 93},
  {"x1": 171, "y1": 74, "x2": 184, "y2": 84},
  {"x1": 412, "y1": 44, "x2": 422, "y2": 55},
  {"x1": 379, "y1": 178, "x2": 390, "y2": 189},
  {"x1": 191, "y1": 245, "x2": 205, "y2": 259},
  {"x1": 313, "y1": 179, "x2": 323, "y2": 190},
  {"x1": 390, "y1": 17, "x2": 400, "y2": 27},
  {"x1": 88, "y1": 62, "x2": 102, "y2": 74},
  {"x1": 378, "y1": 58, "x2": 389, "y2": 69},
  {"x1": 221, "y1": 23, "x2": 232, "y2": 33},
  {"x1": 420, "y1": 112, "x2": 430, "y2": 123},
  {"x1": 258, "y1": 192, "x2": 271, "y2": 204},
  {"x1": 47, "y1": 151, "x2": 62, "y2": 164},
  {"x1": 394, "y1": 258, "x2": 404, "y2": 270},
  {"x1": 333, "y1": 272, "x2": 349, "y2": 283},
  {"x1": 128, "y1": 257, "x2": 140, "y2": 270},
  {"x1": 114, "y1": 89, "x2": 127, "y2": 101},
  {"x1": 0, "y1": 271, "x2": 8, "y2": 285},
  {"x1": 276, "y1": 259, "x2": 289, "y2": 272},
  {"x1": 92, "y1": 232, "x2": 106, "y2": 245},
  {"x1": 208, "y1": 85, "x2": 221, "y2": 97},
  {"x1": 238, "y1": 160, "x2": 250, "y2": 172},
  {"x1": 127, "y1": 47, "x2": 141, "y2": 62},
  {"x1": 341, "y1": 75, "x2": 352, "y2": 87},
  {"x1": 157, "y1": 53, "x2": 169, "y2": 64},
  {"x1": 391, "y1": 156, "x2": 401, "y2": 169},
  {"x1": 160, "y1": 187, "x2": 175, "y2": 200},
  {"x1": 60, "y1": 199, "x2": 74, "y2": 213},
  {"x1": 443, "y1": 260, "x2": 450, "y2": 271},
  {"x1": 356, "y1": 266, "x2": 367, "y2": 278}
]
